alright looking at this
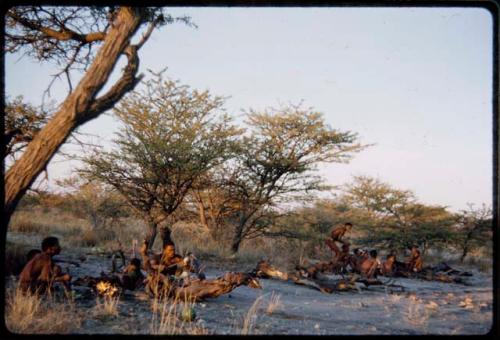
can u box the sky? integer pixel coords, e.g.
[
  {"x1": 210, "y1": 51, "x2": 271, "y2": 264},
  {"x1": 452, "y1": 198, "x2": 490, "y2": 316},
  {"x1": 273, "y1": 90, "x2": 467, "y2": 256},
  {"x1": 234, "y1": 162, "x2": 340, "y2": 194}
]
[{"x1": 5, "y1": 7, "x2": 493, "y2": 212}]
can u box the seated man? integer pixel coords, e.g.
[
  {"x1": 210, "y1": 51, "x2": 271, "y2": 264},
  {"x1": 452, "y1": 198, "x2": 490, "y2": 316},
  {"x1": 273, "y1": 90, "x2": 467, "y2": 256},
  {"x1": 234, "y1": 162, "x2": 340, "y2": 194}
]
[
  {"x1": 19, "y1": 236, "x2": 71, "y2": 294},
  {"x1": 380, "y1": 253, "x2": 396, "y2": 276},
  {"x1": 406, "y1": 245, "x2": 423, "y2": 273},
  {"x1": 351, "y1": 248, "x2": 369, "y2": 273},
  {"x1": 325, "y1": 222, "x2": 353, "y2": 258},
  {"x1": 358, "y1": 250, "x2": 380, "y2": 279},
  {"x1": 140, "y1": 240, "x2": 184, "y2": 276}
]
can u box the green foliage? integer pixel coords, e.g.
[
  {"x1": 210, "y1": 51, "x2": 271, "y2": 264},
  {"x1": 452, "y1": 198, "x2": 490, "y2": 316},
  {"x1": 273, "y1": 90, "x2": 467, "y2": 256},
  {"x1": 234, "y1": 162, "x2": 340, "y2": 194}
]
[
  {"x1": 80, "y1": 74, "x2": 241, "y2": 225},
  {"x1": 453, "y1": 203, "x2": 492, "y2": 262},
  {"x1": 225, "y1": 104, "x2": 365, "y2": 251},
  {"x1": 4, "y1": 96, "x2": 48, "y2": 159},
  {"x1": 342, "y1": 176, "x2": 457, "y2": 253}
]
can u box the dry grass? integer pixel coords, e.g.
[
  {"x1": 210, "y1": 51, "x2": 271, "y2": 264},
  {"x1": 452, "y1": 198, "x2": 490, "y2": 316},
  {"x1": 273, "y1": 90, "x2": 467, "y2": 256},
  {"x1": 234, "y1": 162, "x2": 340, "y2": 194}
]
[
  {"x1": 93, "y1": 295, "x2": 120, "y2": 319},
  {"x1": 150, "y1": 294, "x2": 208, "y2": 335},
  {"x1": 240, "y1": 294, "x2": 265, "y2": 335},
  {"x1": 5, "y1": 287, "x2": 81, "y2": 334},
  {"x1": 266, "y1": 291, "x2": 282, "y2": 315},
  {"x1": 423, "y1": 248, "x2": 493, "y2": 274},
  {"x1": 8, "y1": 208, "x2": 145, "y2": 251}
]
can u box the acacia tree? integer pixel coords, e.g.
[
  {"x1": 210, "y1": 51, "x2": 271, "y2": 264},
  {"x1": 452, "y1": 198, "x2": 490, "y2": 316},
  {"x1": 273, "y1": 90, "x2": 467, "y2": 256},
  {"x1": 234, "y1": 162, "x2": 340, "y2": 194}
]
[
  {"x1": 177, "y1": 169, "x2": 243, "y2": 243},
  {"x1": 454, "y1": 203, "x2": 492, "y2": 262},
  {"x1": 4, "y1": 6, "x2": 192, "y2": 226},
  {"x1": 4, "y1": 96, "x2": 48, "y2": 160},
  {"x1": 343, "y1": 176, "x2": 457, "y2": 254},
  {"x1": 224, "y1": 105, "x2": 364, "y2": 253},
  {"x1": 80, "y1": 76, "x2": 241, "y2": 248}
]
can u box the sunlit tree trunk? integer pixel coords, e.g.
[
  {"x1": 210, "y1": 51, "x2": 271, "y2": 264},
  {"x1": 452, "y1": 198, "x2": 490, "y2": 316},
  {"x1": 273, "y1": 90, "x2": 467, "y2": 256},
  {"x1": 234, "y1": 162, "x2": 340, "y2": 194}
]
[{"x1": 4, "y1": 7, "x2": 144, "y2": 227}]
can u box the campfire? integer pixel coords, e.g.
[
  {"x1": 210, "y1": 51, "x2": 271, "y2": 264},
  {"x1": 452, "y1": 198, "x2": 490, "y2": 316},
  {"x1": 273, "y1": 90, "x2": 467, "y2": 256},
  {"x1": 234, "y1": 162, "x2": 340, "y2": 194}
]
[{"x1": 95, "y1": 280, "x2": 120, "y2": 297}]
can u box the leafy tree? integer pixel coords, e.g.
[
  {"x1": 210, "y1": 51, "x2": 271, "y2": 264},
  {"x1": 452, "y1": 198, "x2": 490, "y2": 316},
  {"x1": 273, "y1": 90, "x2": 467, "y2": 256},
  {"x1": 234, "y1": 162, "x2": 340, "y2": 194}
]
[
  {"x1": 225, "y1": 105, "x2": 364, "y2": 253},
  {"x1": 454, "y1": 203, "x2": 492, "y2": 262},
  {"x1": 80, "y1": 75, "x2": 241, "y2": 248},
  {"x1": 4, "y1": 6, "x2": 193, "y2": 226},
  {"x1": 177, "y1": 169, "x2": 242, "y2": 243},
  {"x1": 4, "y1": 96, "x2": 48, "y2": 160},
  {"x1": 343, "y1": 176, "x2": 456, "y2": 254}
]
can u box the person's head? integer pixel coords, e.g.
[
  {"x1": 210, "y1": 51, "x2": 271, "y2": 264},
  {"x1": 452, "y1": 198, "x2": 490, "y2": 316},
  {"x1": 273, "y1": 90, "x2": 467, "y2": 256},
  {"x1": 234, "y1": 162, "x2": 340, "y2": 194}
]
[
  {"x1": 344, "y1": 222, "x2": 353, "y2": 231},
  {"x1": 369, "y1": 249, "x2": 378, "y2": 259},
  {"x1": 41, "y1": 236, "x2": 61, "y2": 255},
  {"x1": 163, "y1": 243, "x2": 176, "y2": 258},
  {"x1": 386, "y1": 253, "x2": 396, "y2": 262}
]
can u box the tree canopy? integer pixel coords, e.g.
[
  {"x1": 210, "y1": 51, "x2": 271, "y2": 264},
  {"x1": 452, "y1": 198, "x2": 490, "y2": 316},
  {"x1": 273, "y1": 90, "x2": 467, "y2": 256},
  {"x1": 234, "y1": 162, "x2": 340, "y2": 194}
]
[
  {"x1": 80, "y1": 75, "x2": 241, "y2": 247},
  {"x1": 4, "y1": 6, "x2": 193, "y2": 227}
]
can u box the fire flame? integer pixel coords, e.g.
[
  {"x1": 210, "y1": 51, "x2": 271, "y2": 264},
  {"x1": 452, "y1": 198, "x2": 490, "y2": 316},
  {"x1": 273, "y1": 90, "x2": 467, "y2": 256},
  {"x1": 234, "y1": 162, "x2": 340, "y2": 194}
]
[{"x1": 96, "y1": 281, "x2": 119, "y2": 297}]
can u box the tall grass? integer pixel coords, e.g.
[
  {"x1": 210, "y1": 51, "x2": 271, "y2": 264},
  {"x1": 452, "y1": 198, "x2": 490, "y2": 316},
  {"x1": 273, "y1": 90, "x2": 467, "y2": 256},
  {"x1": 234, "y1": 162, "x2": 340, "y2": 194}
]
[
  {"x1": 8, "y1": 208, "x2": 145, "y2": 251},
  {"x1": 149, "y1": 294, "x2": 208, "y2": 335},
  {"x1": 5, "y1": 287, "x2": 81, "y2": 334},
  {"x1": 266, "y1": 291, "x2": 282, "y2": 315},
  {"x1": 240, "y1": 294, "x2": 265, "y2": 335},
  {"x1": 93, "y1": 295, "x2": 120, "y2": 319}
]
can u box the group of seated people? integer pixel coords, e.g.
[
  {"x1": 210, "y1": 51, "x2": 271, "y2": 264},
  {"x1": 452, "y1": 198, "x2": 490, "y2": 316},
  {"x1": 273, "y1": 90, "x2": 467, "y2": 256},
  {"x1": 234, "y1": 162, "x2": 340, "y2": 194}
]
[
  {"x1": 325, "y1": 222, "x2": 423, "y2": 279},
  {"x1": 18, "y1": 222, "x2": 426, "y2": 294},
  {"x1": 17, "y1": 235, "x2": 205, "y2": 295}
]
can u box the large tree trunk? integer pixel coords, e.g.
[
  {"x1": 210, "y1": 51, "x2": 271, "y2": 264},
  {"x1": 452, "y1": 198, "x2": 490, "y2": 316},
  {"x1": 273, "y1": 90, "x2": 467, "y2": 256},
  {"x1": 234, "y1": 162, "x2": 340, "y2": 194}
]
[
  {"x1": 4, "y1": 7, "x2": 145, "y2": 227},
  {"x1": 196, "y1": 200, "x2": 211, "y2": 233},
  {"x1": 460, "y1": 244, "x2": 469, "y2": 263},
  {"x1": 146, "y1": 219, "x2": 158, "y2": 250},
  {"x1": 231, "y1": 213, "x2": 246, "y2": 253},
  {"x1": 160, "y1": 225, "x2": 174, "y2": 248}
]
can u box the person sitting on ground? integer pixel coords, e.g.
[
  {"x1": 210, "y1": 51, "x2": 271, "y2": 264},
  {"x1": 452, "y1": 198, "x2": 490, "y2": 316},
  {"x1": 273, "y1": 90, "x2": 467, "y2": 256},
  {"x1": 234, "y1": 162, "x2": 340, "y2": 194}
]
[
  {"x1": 359, "y1": 250, "x2": 380, "y2": 279},
  {"x1": 120, "y1": 258, "x2": 144, "y2": 290},
  {"x1": 18, "y1": 236, "x2": 72, "y2": 294},
  {"x1": 325, "y1": 222, "x2": 353, "y2": 258},
  {"x1": 351, "y1": 248, "x2": 369, "y2": 273},
  {"x1": 140, "y1": 240, "x2": 184, "y2": 276},
  {"x1": 406, "y1": 245, "x2": 423, "y2": 273},
  {"x1": 381, "y1": 253, "x2": 396, "y2": 276}
]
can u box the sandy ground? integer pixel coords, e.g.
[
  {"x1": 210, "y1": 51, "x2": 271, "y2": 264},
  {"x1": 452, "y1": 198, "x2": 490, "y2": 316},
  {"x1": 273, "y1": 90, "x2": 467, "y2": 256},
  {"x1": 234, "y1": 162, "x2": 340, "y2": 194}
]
[{"x1": 5, "y1": 232, "x2": 493, "y2": 335}]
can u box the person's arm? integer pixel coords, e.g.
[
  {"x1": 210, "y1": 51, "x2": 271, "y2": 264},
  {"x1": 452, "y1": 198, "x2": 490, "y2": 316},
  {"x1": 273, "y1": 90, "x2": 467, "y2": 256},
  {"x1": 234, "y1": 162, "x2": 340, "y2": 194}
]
[
  {"x1": 367, "y1": 261, "x2": 378, "y2": 278},
  {"x1": 51, "y1": 264, "x2": 69, "y2": 280}
]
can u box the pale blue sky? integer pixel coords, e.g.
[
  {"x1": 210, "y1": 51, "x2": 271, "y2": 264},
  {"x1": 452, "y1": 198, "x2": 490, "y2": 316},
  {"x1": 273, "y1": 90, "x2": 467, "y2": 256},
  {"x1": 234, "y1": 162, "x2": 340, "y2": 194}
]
[{"x1": 5, "y1": 7, "x2": 493, "y2": 212}]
